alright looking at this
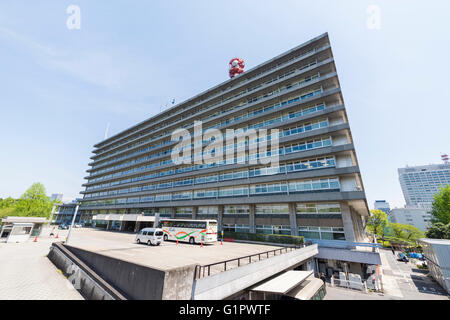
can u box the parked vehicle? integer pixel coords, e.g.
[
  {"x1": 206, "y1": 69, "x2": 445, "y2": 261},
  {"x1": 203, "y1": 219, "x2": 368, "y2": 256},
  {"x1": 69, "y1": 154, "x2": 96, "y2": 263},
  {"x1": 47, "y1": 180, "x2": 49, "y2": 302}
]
[
  {"x1": 58, "y1": 224, "x2": 69, "y2": 230},
  {"x1": 135, "y1": 228, "x2": 164, "y2": 246},
  {"x1": 158, "y1": 219, "x2": 217, "y2": 244},
  {"x1": 74, "y1": 223, "x2": 83, "y2": 228},
  {"x1": 397, "y1": 252, "x2": 409, "y2": 263}
]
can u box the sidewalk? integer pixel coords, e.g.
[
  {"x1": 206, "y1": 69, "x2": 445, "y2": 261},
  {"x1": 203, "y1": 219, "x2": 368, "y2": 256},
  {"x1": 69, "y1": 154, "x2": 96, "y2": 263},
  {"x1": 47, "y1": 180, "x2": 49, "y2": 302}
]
[{"x1": 0, "y1": 231, "x2": 83, "y2": 300}]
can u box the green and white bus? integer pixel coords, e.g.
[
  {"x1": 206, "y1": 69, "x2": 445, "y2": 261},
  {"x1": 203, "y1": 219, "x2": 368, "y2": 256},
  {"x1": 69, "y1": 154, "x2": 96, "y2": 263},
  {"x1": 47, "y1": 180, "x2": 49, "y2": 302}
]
[{"x1": 158, "y1": 219, "x2": 218, "y2": 244}]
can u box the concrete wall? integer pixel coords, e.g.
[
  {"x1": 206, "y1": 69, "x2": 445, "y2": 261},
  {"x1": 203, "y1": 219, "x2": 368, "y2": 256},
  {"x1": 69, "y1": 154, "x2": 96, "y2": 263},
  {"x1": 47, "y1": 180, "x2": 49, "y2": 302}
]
[
  {"x1": 64, "y1": 244, "x2": 196, "y2": 300},
  {"x1": 47, "y1": 244, "x2": 121, "y2": 300},
  {"x1": 315, "y1": 247, "x2": 381, "y2": 265}
]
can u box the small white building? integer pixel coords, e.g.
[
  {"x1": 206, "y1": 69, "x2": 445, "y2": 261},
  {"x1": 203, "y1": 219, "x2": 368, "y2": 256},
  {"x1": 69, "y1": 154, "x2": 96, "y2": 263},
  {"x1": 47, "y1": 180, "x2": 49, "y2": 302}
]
[
  {"x1": 389, "y1": 207, "x2": 432, "y2": 232},
  {"x1": 0, "y1": 216, "x2": 48, "y2": 243}
]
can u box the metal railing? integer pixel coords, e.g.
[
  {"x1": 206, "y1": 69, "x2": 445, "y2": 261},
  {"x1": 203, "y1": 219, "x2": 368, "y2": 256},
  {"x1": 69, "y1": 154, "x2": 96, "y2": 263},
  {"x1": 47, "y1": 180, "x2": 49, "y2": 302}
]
[
  {"x1": 308, "y1": 239, "x2": 381, "y2": 250},
  {"x1": 329, "y1": 274, "x2": 382, "y2": 293},
  {"x1": 194, "y1": 246, "x2": 300, "y2": 279}
]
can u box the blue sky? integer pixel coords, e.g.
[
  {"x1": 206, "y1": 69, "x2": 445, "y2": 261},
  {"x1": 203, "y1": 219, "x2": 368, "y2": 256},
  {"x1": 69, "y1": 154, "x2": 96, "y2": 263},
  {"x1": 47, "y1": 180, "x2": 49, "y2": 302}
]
[{"x1": 0, "y1": 1, "x2": 449, "y2": 209}]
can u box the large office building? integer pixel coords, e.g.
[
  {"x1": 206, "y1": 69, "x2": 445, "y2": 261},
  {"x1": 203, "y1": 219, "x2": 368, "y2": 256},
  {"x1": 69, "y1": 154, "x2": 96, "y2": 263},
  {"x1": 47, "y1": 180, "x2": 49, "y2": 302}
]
[
  {"x1": 389, "y1": 207, "x2": 432, "y2": 232},
  {"x1": 398, "y1": 163, "x2": 450, "y2": 210},
  {"x1": 79, "y1": 33, "x2": 380, "y2": 277}
]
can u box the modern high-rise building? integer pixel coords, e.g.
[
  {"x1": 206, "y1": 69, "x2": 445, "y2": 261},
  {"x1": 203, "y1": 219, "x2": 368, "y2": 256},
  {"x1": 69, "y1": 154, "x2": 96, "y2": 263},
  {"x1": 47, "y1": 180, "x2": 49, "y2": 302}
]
[
  {"x1": 373, "y1": 200, "x2": 390, "y2": 221},
  {"x1": 398, "y1": 163, "x2": 450, "y2": 210},
  {"x1": 79, "y1": 33, "x2": 380, "y2": 276},
  {"x1": 50, "y1": 193, "x2": 63, "y2": 202}
]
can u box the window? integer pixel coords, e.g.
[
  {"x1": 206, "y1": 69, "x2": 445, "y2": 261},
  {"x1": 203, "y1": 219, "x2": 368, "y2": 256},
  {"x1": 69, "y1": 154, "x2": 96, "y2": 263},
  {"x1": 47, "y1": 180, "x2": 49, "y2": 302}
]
[
  {"x1": 197, "y1": 206, "x2": 218, "y2": 215},
  {"x1": 255, "y1": 204, "x2": 289, "y2": 215},
  {"x1": 298, "y1": 226, "x2": 345, "y2": 240},
  {"x1": 176, "y1": 207, "x2": 193, "y2": 215},
  {"x1": 224, "y1": 205, "x2": 250, "y2": 214},
  {"x1": 256, "y1": 225, "x2": 290, "y2": 235},
  {"x1": 297, "y1": 203, "x2": 341, "y2": 214}
]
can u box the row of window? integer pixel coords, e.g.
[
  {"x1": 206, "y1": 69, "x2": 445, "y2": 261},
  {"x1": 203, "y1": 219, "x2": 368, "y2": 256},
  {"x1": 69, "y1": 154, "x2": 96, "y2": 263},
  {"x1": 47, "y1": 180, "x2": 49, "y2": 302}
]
[
  {"x1": 81, "y1": 178, "x2": 340, "y2": 207},
  {"x1": 94, "y1": 48, "x2": 326, "y2": 158},
  {"x1": 91, "y1": 75, "x2": 326, "y2": 173},
  {"x1": 223, "y1": 224, "x2": 345, "y2": 240},
  {"x1": 85, "y1": 156, "x2": 336, "y2": 198},
  {"x1": 89, "y1": 102, "x2": 328, "y2": 179},
  {"x1": 84, "y1": 136, "x2": 333, "y2": 192}
]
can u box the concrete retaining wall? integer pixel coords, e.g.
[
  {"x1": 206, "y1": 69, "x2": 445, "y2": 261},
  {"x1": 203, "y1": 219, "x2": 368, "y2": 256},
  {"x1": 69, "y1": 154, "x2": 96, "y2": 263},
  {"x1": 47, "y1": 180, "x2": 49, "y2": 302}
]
[
  {"x1": 48, "y1": 245, "x2": 119, "y2": 300},
  {"x1": 63, "y1": 244, "x2": 196, "y2": 300}
]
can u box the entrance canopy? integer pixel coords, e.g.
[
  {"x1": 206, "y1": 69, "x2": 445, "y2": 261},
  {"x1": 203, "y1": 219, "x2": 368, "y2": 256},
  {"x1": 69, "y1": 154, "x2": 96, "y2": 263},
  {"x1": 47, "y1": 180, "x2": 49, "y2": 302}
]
[
  {"x1": 92, "y1": 214, "x2": 155, "y2": 222},
  {"x1": 250, "y1": 270, "x2": 313, "y2": 295},
  {"x1": 285, "y1": 275, "x2": 324, "y2": 300}
]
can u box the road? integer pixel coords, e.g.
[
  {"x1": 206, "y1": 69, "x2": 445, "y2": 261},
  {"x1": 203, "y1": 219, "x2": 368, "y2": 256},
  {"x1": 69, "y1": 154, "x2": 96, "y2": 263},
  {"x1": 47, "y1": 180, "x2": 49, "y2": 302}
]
[
  {"x1": 0, "y1": 229, "x2": 83, "y2": 300},
  {"x1": 379, "y1": 248, "x2": 448, "y2": 300}
]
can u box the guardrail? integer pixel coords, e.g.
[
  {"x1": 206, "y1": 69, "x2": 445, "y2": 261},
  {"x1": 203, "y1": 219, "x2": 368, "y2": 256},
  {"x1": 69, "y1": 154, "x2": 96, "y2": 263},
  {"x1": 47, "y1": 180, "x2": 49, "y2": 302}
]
[
  {"x1": 330, "y1": 274, "x2": 382, "y2": 293},
  {"x1": 194, "y1": 246, "x2": 301, "y2": 279}
]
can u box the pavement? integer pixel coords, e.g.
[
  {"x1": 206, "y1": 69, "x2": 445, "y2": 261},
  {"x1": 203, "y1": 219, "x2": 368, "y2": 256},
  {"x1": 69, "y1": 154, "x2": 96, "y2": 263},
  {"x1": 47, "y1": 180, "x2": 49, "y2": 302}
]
[
  {"x1": 0, "y1": 228, "x2": 83, "y2": 300},
  {"x1": 378, "y1": 248, "x2": 448, "y2": 300},
  {"x1": 66, "y1": 228, "x2": 285, "y2": 274}
]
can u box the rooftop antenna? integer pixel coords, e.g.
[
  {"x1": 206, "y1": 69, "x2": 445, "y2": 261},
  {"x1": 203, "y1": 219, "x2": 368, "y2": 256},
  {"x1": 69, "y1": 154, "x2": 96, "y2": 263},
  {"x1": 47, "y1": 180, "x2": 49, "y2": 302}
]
[{"x1": 104, "y1": 122, "x2": 110, "y2": 140}]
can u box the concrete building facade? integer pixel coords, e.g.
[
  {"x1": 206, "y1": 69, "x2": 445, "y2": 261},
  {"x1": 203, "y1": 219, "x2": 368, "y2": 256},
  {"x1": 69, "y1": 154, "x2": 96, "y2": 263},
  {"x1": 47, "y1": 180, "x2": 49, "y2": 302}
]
[
  {"x1": 389, "y1": 207, "x2": 432, "y2": 232},
  {"x1": 79, "y1": 33, "x2": 379, "y2": 277},
  {"x1": 398, "y1": 163, "x2": 450, "y2": 210},
  {"x1": 54, "y1": 201, "x2": 91, "y2": 225}
]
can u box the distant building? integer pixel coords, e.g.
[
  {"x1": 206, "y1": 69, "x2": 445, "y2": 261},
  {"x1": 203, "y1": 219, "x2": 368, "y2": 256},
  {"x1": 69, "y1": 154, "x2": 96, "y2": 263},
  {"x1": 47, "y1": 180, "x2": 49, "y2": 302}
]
[
  {"x1": 389, "y1": 207, "x2": 432, "y2": 232},
  {"x1": 419, "y1": 238, "x2": 450, "y2": 295},
  {"x1": 374, "y1": 200, "x2": 390, "y2": 221},
  {"x1": 398, "y1": 163, "x2": 450, "y2": 210},
  {"x1": 54, "y1": 199, "x2": 91, "y2": 225},
  {"x1": 50, "y1": 194, "x2": 63, "y2": 202}
]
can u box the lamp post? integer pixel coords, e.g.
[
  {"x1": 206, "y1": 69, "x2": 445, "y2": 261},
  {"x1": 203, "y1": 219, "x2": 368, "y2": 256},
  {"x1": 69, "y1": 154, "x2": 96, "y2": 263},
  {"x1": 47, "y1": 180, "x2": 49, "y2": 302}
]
[
  {"x1": 66, "y1": 203, "x2": 80, "y2": 244},
  {"x1": 47, "y1": 203, "x2": 61, "y2": 227}
]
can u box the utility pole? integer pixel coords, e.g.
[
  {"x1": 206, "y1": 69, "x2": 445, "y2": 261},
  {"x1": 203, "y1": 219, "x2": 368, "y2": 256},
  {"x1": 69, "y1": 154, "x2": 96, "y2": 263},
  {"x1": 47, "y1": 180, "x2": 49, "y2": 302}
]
[{"x1": 47, "y1": 203, "x2": 60, "y2": 227}]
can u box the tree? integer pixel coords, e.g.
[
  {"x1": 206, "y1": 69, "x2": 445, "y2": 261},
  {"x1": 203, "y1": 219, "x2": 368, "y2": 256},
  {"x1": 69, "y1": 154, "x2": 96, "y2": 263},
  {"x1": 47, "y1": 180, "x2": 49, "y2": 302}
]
[
  {"x1": 385, "y1": 222, "x2": 424, "y2": 245},
  {"x1": 14, "y1": 183, "x2": 54, "y2": 218},
  {"x1": 430, "y1": 185, "x2": 450, "y2": 225},
  {"x1": 367, "y1": 210, "x2": 389, "y2": 239},
  {"x1": 0, "y1": 197, "x2": 16, "y2": 208}
]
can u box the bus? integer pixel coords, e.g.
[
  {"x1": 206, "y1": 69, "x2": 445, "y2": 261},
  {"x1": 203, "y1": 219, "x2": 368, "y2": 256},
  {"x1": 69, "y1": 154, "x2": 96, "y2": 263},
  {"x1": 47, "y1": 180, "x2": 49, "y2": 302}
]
[{"x1": 158, "y1": 219, "x2": 218, "y2": 244}]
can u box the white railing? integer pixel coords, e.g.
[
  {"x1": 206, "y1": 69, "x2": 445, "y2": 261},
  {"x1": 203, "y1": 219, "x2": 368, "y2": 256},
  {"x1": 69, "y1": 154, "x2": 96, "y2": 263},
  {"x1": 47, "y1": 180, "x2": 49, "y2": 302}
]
[{"x1": 329, "y1": 273, "x2": 382, "y2": 293}]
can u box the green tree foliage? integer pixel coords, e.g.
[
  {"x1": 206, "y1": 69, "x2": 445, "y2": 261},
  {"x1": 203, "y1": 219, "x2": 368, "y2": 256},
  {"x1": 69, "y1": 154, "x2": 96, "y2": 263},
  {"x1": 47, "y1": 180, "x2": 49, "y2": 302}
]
[
  {"x1": 367, "y1": 210, "x2": 389, "y2": 239},
  {"x1": 13, "y1": 183, "x2": 54, "y2": 218},
  {"x1": 385, "y1": 223, "x2": 424, "y2": 245},
  {"x1": 0, "y1": 197, "x2": 16, "y2": 208},
  {"x1": 425, "y1": 222, "x2": 450, "y2": 240},
  {"x1": 430, "y1": 185, "x2": 450, "y2": 225}
]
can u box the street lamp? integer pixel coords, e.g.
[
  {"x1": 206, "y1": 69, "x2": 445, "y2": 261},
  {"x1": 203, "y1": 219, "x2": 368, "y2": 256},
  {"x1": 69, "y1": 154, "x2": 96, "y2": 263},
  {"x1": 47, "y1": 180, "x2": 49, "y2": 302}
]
[
  {"x1": 66, "y1": 202, "x2": 80, "y2": 244},
  {"x1": 47, "y1": 203, "x2": 62, "y2": 227}
]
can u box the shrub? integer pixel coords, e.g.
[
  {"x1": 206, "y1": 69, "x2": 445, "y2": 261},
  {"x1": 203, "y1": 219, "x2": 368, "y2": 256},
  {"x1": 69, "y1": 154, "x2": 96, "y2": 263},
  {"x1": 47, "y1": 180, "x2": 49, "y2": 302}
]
[{"x1": 223, "y1": 231, "x2": 304, "y2": 246}]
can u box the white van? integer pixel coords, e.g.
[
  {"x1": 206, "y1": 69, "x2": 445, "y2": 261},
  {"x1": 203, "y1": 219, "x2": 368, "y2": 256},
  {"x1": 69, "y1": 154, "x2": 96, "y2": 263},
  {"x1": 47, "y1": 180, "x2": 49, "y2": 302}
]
[{"x1": 135, "y1": 228, "x2": 164, "y2": 246}]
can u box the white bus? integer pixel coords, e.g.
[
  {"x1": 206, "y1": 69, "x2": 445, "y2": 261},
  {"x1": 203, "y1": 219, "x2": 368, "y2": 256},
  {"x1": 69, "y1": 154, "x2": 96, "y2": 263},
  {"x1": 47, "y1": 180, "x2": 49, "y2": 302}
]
[{"x1": 158, "y1": 219, "x2": 218, "y2": 244}]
